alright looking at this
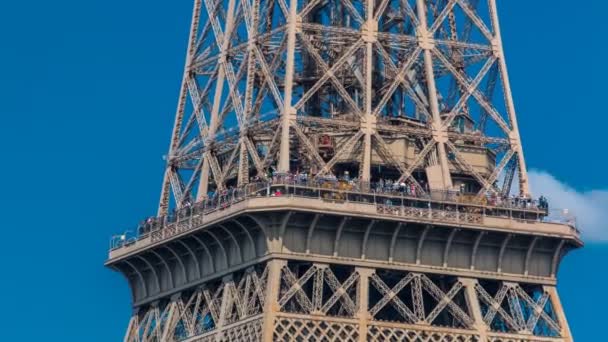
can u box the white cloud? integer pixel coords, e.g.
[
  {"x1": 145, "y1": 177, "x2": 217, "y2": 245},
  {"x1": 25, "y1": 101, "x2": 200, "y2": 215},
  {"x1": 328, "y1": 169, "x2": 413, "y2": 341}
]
[{"x1": 528, "y1": 170, "x2": 608, "y2": 241}]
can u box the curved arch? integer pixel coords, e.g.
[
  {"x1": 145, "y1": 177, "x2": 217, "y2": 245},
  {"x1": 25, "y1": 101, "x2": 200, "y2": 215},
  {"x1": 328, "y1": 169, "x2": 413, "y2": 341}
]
[
  {"x1": 123, "y1": 260, "x2": 148, "y2": 298},
  {"x1": 551, "y1": 240, "x2": 566, "y2": 278},
  {"x1": 149, "y1": 249, "x2": 174, "y2": 289},
  {"x1": 361, "y1": 220, "x2": 376, "y2": 259},
  {"x1": 443, "y1": 228, "x2": 460, "y2": 268},
  {"x1": 163, "y1": 244, "x2": 188, "y2": 283},
  {"x1": 497, "y1": 234, "x2": 513, "y2": 273},
  {"x1": 332, "y1": 217, "x2": 348, "y2": 257},
  {"x1": 230, "y1": 219, "x2": 257, "y2": 258},
  {"x1": 524, "y1": 237, "x2": 539, "y2": 276},
  {"x1": 305, "y1": 214, "x2": 321, "y2": 254},
  {"x1": 190, "y1": 234, "x2": 216, "y2": 273},
  {"x1": 135, "y1": 255, "x2": 161, "y2": 294},
  {"x1": 242, "y1": 214, "x2": 271, "y2": 251},
  {"x1": 242, "y1": 214, "x2": 269, "y2": 237},
  {"x1": 217, "y1": 224, "x2": 244, "y2": 263},
  {"x1": 278, "y1": 211, "x2": 293, "y2": 239},
  {"x1": 416, "y1": 226, "x2": 431, "y2": 265},
  {"x1": 176, "y1": 240, "x2": 201, "y2": 279},
  {"x1": 470, "y1": 231, "x2": 486, "y2": 270},
  {"x1": 203, "y1": 229, "x2": 229, "y2": 268},
  {"x1": 114, "y1": 262, "x2": 146, "y2": 299},
  {"x1": 389, "y1": 223, "x2": 403, "y2": 262}
]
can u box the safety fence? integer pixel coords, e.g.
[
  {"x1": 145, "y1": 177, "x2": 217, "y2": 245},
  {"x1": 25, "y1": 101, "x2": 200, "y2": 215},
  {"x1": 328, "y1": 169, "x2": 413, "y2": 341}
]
[{"x1": 110, "y1": 178, "x2": 574, "y2": 251}]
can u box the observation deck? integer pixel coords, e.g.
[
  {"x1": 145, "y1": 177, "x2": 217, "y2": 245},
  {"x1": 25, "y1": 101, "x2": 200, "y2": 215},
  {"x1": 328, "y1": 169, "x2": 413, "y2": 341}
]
[{"x1": 107, "y1": 178, "x2": 581, "y2": 306}]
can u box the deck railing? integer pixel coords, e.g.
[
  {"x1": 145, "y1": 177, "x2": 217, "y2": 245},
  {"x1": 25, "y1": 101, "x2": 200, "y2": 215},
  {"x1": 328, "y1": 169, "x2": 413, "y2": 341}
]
[{"x1": 109, "y1": 177, "x2": 574, "y2": 252}]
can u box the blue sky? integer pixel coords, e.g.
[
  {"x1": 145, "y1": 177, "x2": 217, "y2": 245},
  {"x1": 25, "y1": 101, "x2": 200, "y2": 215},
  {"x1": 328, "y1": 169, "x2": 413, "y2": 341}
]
[{"x1": 0, "y1": 0, "x2": 605, "y2": 340}]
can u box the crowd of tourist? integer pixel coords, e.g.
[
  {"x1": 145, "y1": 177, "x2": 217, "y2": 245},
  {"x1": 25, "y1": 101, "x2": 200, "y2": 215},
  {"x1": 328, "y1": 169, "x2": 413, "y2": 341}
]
[{"x1": 132, "y1": 172, "x2": 549, "y2": 237}]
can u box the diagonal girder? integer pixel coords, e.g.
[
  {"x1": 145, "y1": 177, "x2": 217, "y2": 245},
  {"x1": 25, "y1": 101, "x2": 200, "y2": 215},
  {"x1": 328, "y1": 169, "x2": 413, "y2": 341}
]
[
  {"x1": 294, "y1": 39, "x2": 364, "y2": 111},
  {"x1": 278, "y1": 265, "x2": 316, "y2": 312},
  {"x1": 420, "y1": 275, "x2": 474, "y2": 327},
  {"x1": 298, "y1": 34, "x2": 364, "y2": 117},
  {"x1": 369, "y1": 272, "x2": 417, "y2": 322},
  {"x1": 315, "y1": 130, "x2": 364, "y2": 177},
  {"x1": 321, "y1": 268, "x2": 359, "y2": 315},
  {"x1": 433, "y1": 47, "x2": 511, "y2": 135}
]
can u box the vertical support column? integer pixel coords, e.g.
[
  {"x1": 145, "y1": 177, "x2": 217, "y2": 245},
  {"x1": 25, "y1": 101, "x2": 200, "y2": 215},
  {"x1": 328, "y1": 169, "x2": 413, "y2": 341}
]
[
  {"x1": 415, "y1": 0, "x2": 452, "y2": 190},
  {"x1": 215, "y1": 274, "x2": 233, "y2": 342},
  {"x1": 214, "y1": 275, "x2": 235, "y2": 342},
  {"x1": 544, "y1": 286, "x2": 573, "y2": 342},
  {"x1": 262, "y1": 259, "x2": 287, "y2": 342},
  {"x1": 143, "y1": 302, "x2": 160, "y2": 340},
  {"x1": 123, "y1": 308, "x2": 139, "y2": 342},
  {"x1": 278, "y1": 0, "x2": 299, "y2": 173},
  {"x1": 488, "y1": 0, "x2": 529, "y2": 197},
  {"x1": 356, "y1": 267, "x2": 374, "y2": 342},
  {"x1": 160, "y1": 294, "x2": 180, "y2": 341},
  {"x1": 238, "y1": 0, "x2": 260, "y2": 187},
  {"x1": 312, "y1": 263, "x2": 328, "y2": 314},
  {"x1": 460, "y1": 278, "x2": 488, "y2": 342},
  {"x1": 360, "y1": 0, "x2": 376, "y2": 183},
  {"x1": 158, "y1": 0, "x2": 203, "y2": 215},
  {"x1": 198, "y1": 0, "x2": 239, "y2": 199},
  {"x1": 361, "y1": 127, "x2": 372, "y2": 183}
]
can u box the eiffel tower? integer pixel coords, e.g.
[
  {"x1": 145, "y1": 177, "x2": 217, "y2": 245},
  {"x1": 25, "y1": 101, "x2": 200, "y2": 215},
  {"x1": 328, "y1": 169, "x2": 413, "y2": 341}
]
[{"x1": 107, "y1": 0, "x2": 582, "y2": 341}]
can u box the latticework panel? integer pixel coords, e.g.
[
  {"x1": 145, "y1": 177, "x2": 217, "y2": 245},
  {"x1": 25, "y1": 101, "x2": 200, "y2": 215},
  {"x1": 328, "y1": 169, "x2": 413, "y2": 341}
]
[
  {"x1": 157, "y1": 0, "x2": 534, "y2": 216},
  {"x1": 476, "y1": 281, "x2": 561, "y2": 337},
  {"x1": 219, "y1": 318, "x2": 263, "y2": 342},
  {"x1": 273, "y1": 317, "x2": 359, "y2": 341},
  {"x1": 367, "y1": 323, "x2": 479, "y2": 342},
  {"x1": 487, "y1": 337, "x2": 559, "y2": 342},
  {"x1": 124, "y1": 264, "x2": 268, "y2": 342},
  {"x1": 278, "y1": 263, "x2": 359, "y2": 318},
  {"x1": 224, "y1": 265, "x2": 269, "y2": 325},
  {"x1": 369, "y1": 270, "x2": 473, "y2": 328},
  {"x1": 122, "y1": 261, "x2": 571, "y2": 342},
  {"x1": 189, "y1": 334, "x2": 217, "y2": 342}
]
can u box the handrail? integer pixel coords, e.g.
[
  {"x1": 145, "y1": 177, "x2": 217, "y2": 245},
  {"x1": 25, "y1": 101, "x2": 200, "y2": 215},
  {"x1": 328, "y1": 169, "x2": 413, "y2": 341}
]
[{"x1": 109, "y1": 178, "x2": 575, "y2": 251}]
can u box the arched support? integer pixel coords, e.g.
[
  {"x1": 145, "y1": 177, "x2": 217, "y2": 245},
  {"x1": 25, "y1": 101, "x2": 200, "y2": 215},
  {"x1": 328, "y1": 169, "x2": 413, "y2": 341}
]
[
  {"x1": 135, "y1": 255, "x2": 161, "y2": 294},
  {"x1": 305, "y1": 214, "x2": 321, "y2": 254},
  {"x1": 416, "y1": 225, "x2": 431, "y2": 265},
  {"x1": 388, "y1": 223, "x2": 403, "y2": 263},
  {"x1": 277, "y1": 211, "x2": 293, "y2": 252},
  {"x1": 217, "y1": 224, "x2": 244, "y2": 264},
  {"x1": 470, "y1": 231, "x2": 486, "y2": 270},
  {"x1": 163, "y1": 244, "x2": 188, "y2": 283},
  {"x1": 443, "y1": 229, "x2": 460, "y2": 268},
  {"x1": 190, "y1": 234, "x2": 216, "y2": 273},
  {"x1": 332, "y1": 217, "x2": 349, "y2": 257},
  {"x1": 242, "y1": 214, "x2": 270, "y2": 238},
  {"x1": 123, "y1": 260, "x2": 149, "y2": 298},
  {"x1": 176, "y1": 240, "x2": 201, "y2": 279},
  {"x1": 361, "y1": 220, "x2": 377, "y2": 259},
  {"x1": 497, "y1": 234, "x2": 513, "y2": 273},
  {"x1": 524, "y1": 237, "x2": 539, "y2": 276},
  {"x1": 551, "y1": 240, "x2": 566, "y2": 278},
  {"x1": 204, "y1": 229, "x2": 230, "y2": 268},
  {"x1": 243, "y1": 214, "x2": 271, "y2": 251},
  {"x1": 230, "y1": 219, "x2": 257, "y2": 258},
  {"x1": 108, "y1": 263, "x2": 140, "y2": 301},
  {"x1": 149, "y1": 249, "x2": 175, "y2": 289}
]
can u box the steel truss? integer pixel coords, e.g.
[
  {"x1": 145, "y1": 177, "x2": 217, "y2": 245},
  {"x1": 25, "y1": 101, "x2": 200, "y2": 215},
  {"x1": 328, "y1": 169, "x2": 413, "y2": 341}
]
[
  {"x1": 113, "y1": 1, "x2": 578, "y2": 341},
  {"x1": 123, "y1": 260, "x2": 571, "y2": 342},
  {"x1": 157, "y1": 0, "x2": 532, "y2": 216}
]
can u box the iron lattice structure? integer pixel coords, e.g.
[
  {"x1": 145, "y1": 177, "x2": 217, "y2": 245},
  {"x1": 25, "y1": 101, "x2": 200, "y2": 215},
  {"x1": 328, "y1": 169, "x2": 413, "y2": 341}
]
[
  {"x1": 107, "y1": 1, "x2": 582, "y2": 342},
  {"x1": 157, "y1": 0, "x2": 529, "y2": 215}
]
